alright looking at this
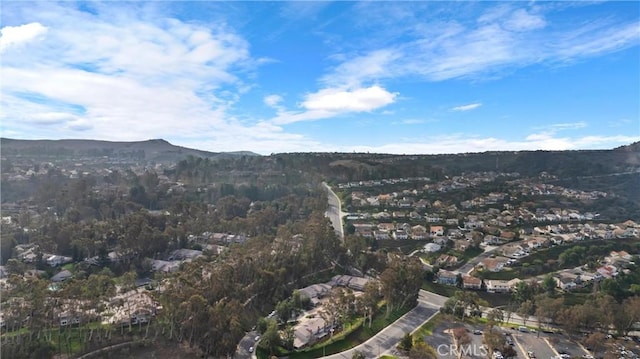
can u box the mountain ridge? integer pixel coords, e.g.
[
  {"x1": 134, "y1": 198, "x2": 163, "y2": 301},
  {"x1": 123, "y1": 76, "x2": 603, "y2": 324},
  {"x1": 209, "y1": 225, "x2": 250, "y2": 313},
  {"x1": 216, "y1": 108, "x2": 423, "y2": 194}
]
[{"x1": 0, "y1": 138, "x2": 260, "y2": 162}]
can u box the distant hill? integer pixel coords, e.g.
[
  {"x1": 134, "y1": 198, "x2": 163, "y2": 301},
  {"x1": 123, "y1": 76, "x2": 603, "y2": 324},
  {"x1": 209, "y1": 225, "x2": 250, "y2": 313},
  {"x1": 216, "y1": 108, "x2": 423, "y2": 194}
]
[{"x1": 0, "y1": 138, "x2": 259, "y2": 163}]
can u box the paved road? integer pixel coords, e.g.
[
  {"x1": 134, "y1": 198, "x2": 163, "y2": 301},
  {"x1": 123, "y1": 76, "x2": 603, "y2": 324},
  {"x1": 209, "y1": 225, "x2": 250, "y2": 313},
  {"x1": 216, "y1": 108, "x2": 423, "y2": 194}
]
[
  {"x1": 324, "y1": 291, "x2": 441, "y2": 358},
  {"x1": 234, "y1": 330, "x2": 258, "y2": 358},
  {"x1": 323, "y1": 182, "x2": 344, "y2": 241}
]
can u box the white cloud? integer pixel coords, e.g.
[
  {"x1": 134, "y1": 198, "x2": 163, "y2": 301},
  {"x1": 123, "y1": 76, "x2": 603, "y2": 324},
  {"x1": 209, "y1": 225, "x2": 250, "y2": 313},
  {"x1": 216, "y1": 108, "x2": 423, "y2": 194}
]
[
  {"x1": 392, "y1": 119, "x2": 428, "y2": 125},
  {"x1": 536, "y1": 121, "x2": 588, "y2": 131},
  {"x1": 608, "y1": 118, "x2": 632, "y2": 128},
  {"x1": 264, "y1": 94, "x2": 283, "y2": 108},
  {"x1": 322, "y1": 49, "x2": 400, "y2": 87},
  {"x1": 0, "y1": 22, "x2": 47, "y2": 53},
  {"x1": 319, "y1": 5, "x2": 639, "y2": 84},
  {"x1": 342, "y1": 133, "x2": 639, "y2": 155},
  {"x1": 269, "y1": 85, "x2": 397, "y2": 125},
  {"x1": 452, "y1": 103, "x2": 482, "y2": 112},
  {"x1": 302, "y1": 85, "x2": 396, "y2": 113},
  {"x1": 0, "y1": 3, "x2": 255, "y2": 143},
  {"x1": 503, "y1": 9, "x2": 547, "y2": 32}
]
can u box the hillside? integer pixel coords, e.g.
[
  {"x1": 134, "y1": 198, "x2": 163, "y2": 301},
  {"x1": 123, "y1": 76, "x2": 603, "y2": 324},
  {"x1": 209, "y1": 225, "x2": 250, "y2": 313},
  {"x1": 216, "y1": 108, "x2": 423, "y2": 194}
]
[{"x1": 0, "y1": 138, "x2": 259, "y2": 163}]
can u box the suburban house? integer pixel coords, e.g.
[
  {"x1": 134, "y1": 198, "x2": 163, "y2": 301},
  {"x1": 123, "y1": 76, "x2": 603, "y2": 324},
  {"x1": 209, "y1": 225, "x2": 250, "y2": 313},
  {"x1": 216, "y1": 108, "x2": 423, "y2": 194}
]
[
  {"x1": 168, "y1": 248, "x2": 203, "y2": 261},
  {"x1": 411, "y1": 225, "x2": 428, "y2": 240},
  {"x1": 434, "y1": 237, "x2": 448, "y2": 246},
  {"x1": 46, "y1": 255, "x2": 73, "y2": 267},
  {"x1": 329, "y1": 275, "x2": 369, "y2": 292},
  {"x1": 486, "y1": 280, "x2": 511, "y2": 293},
  {"x1": 150, "y1": 259, "x2": 180, "y2": 273},
  {"x1": 597, "y1": 265, "x2": 618, "y2": 278},
  {"x1": 483, "y1": 235, "x2": 502, "y2": 245},
  {"x1": 393, "y1": 229, "x2": 409, "y2": 240},
  {"x1": 462, "y1": 276, "x2": 482, "y2": 290},
  {"x1": 374, "y1": 231, "x2": 390, "y2": 240},
  {"x1": 436, "y1": 254, "x2": 459, "y2": 268},
  {"x1": 554, "y1": 274, "x2": 578, "y2": 291},
  {"x1": 297, "y1": 283, "x2": 332, "y2": 307},
  {"x1": 437, "y1": 270, "x2": 458, "y2": 286},
  {"x1": 423, "y1": 243, "x2": 442, "y2": 253},
  {"x1": 51, "y1": 270, "x2": 73, "y2": 282},
  {"x1": 607, "y1": 251, "x2": 633, "y2": 263},
  {"x1": 293, "y1": 315, "x2": 329, "y2": 349},
  {"x1": 377, "y1": 223, "x2": 395, "y2": 232},
  {"x1": 430, "y1": 225, "x2": 444, "y2": 237},
  {"x1": 476, "y1": 257, "x2": 508, "y2": 272}
]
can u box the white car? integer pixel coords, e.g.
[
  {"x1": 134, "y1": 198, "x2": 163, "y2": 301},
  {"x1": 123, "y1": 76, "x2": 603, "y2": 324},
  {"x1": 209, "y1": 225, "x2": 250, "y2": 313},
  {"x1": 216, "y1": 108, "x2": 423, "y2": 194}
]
[{"x1": 249, "y1": 346, "x2": 254, "y2": 353}]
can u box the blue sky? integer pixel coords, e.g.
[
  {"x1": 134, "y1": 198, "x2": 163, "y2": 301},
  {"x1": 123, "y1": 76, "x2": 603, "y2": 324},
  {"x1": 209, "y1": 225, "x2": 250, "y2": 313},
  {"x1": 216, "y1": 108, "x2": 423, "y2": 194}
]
[{"x1": 1, "y1": 1, "x2": 639, "y2": 155}]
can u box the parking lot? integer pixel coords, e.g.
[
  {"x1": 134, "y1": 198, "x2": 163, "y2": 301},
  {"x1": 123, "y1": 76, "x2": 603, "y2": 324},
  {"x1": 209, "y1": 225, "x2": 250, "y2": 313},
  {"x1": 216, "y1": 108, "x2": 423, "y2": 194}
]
[
  {"x1": 551, "y1": 334, "x2": 589, "y2": 358},
  {"x1": 466, "y1": 324, "x2": 487, "y2": 358},
  {"x1": 422, "y1": 322, "x2": 456, "y2": 359},
  {"x1": 514, "y1": 332, "x2": 558, "y2": 359}
]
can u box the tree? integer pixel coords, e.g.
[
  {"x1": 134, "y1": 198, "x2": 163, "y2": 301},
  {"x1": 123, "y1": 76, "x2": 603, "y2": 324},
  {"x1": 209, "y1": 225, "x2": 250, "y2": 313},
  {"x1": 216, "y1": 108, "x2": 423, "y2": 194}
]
[
  {"x1": 512, "y1": 281, "x2": 536, "y2": 304},
  {"x1": 453, "y1": 326, "x2": 471, "y2": 359},
  {"x1": 583, "y1": 332, "x2": 606, "y2": 355},
  {"x1": 260, "y1": 319, "x2": 282, "y2": 355},
  {"x1": 276, "y1": 298, "x2": 294, "y2": 323},
  {"x1": 399, "y1": 332, "x2": 414, "y2": 351},
  {"x1": 542, "y1": 275, "x2": 556, "y2": 295},
  {"x1": 535, "y1": 296, "x2": 563, "y2": 331},
  {"x1": 256, "y1": 317, "x2": 269, "y2": 334},
  {"x1": 359, "y1": 280, "x2": 380, "y2": 328},
  {"x1": 484, "y1": 330, "x2": 506, "y2": 353},
  {"x1": 518, "y1": 300, "x2": 534, "y2": 326},
  {"x1": 446, "y1": 291, "x2": 487, "y2": 321},
  {"x1": 504, "y1": 301, "x2": 517, "y2": 325},
  {"x1": 612, "y1": 296, "x2": 640, "y2": 335},
  {"x1": 487, "y1": 308, "x2": 504, "y2": 329},
  {"x1": 409, "y1": 340, "x2": 438, "y2": 359},
  {"x1": 380, "y1": 256, "x2": 424, "y2": 318}
]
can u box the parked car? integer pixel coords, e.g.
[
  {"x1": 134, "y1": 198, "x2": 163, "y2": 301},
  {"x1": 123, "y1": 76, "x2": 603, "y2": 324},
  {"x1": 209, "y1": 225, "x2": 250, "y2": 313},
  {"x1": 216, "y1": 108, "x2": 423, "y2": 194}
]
[{"x1": 249, "y1": 346, "x2": 254, "y2": 353}]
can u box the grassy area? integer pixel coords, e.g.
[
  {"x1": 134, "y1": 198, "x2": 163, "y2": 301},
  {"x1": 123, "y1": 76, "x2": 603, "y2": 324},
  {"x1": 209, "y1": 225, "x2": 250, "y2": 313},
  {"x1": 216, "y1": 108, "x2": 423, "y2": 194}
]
[
  {"x1": 477, "y1": 292, "x2": 512, "y2": 308},
  {"x1": 286, "y1": 305, "x2": 411, "y2": 359},
  {"x1": 377, "y1": 239, "x2": 429, "y2": 255},
  {"x1": 457, "y1": 246, "x2": 484, "y2": 263},
  {"x1": 562, "y1": 292, "x2": 591, "y2": 306},
  {"x1": 422, "y1": 281, "x2": 461, "y2": 297},
  {"x1": 413, "y1": 312, "x2": 442, "y2": 338},
  {"x1": 474, "y1": 269, "x2": 519, "y2": 281},
  {"x1": 380, "y1": 356, "x2": 398, "y2": 359},
  {"x1": 62, "y1": 263, "x2": 76, "y2": 272}
]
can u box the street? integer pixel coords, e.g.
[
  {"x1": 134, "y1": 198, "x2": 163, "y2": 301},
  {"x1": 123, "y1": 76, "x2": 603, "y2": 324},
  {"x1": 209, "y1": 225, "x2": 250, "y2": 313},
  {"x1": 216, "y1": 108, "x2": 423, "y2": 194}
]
[
  {"x1": 323, "y1": 182, "x2": 344, "y2": 241},
  {"x1": 234, "y1": 330, "x2": 258, "y2": 359},
  {"x1": 324, "y1": 298, "x2": 440, "y2": 358}
]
